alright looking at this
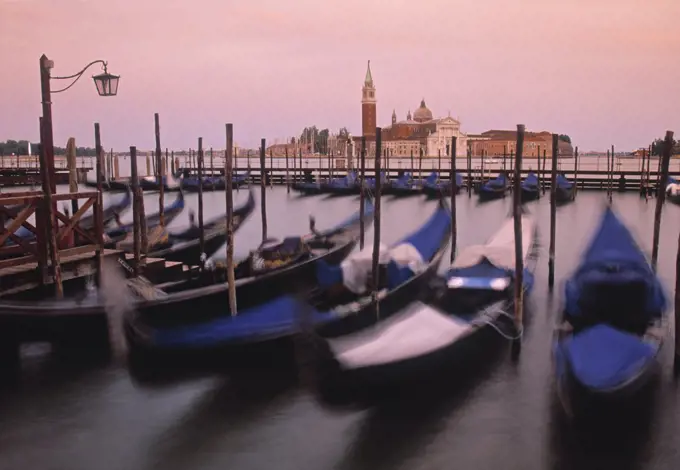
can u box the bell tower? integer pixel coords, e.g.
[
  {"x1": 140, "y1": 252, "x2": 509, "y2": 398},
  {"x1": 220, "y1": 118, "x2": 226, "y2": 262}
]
[{"x1": 361, "y1": 60, "x2": 376, "y2": 137}]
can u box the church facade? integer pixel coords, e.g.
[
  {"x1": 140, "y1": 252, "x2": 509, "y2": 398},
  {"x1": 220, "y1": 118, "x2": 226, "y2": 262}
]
[{"x1": 353, "y1": 62, "x2": 468, "y2": 158}]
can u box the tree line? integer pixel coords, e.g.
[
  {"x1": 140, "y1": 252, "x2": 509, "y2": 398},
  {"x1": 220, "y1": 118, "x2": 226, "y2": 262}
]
[
  {"x1": 0, "y1": 140, "x2": 97, "y2": 157},
  {"x1": 294, "y1": 126, "x2": 351, "y2": 154}
]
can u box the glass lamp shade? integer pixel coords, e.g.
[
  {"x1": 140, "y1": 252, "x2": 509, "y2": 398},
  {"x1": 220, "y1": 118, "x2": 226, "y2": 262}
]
[{"x1": 92, "y1": 72, "x2": 120, "y2": 96}]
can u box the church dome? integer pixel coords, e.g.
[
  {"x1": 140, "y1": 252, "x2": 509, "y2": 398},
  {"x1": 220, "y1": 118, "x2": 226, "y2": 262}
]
[{"x1": 413, "y1": 99, "x2": 433, "y2": 122}]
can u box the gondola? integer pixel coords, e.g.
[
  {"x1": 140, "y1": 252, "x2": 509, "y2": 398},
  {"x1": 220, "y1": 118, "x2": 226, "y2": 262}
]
[
  {"x1": 383, "y1": 172, "x2": 421, "y2": 198},
  {"x1": 292, "y1": 179, "x2": 324, "y2": 196},
  {"x1": 123, "y1": 200, "x2": 375, "y2": 360},
  {"x1": 422, "y1": 172, "x2": 464, "y2": 199},
  {"x1": 0, "y1": 200, "x2": 374, "y2": 359},
  {"x1": 103, "y1": 190, "x2": 185, "y2": 247},
  {"x1": 83, "y1": 178, "x2": 131, "y2": 191},
  {"x1": 555, "y1": 173, "x2": 576, "y2": 204},
  {"x1": 314, "y1": 210, "x2": 536, "y2": 406},
  {"x1": 323, "y1": 171, "x2": 361, "y2": 197},
  {"x1": 144, "y1": 189, "x2": 255, "y2": 264},
  {"x1": 478, "y1": 172, "x2": 509, "y2": 202},
  {"x1": 139, "y1": 173, "x2": 182, "y2": 192},
  {"x1": 181, "y1": 172, "x2": 250, "y2": 192},
  {"x1": 5, "y1": 188, "x2": 132, "y2": 246},
  {"x1": 665, "y1": 177, "x2": 680, "y2": 206},
  {"x1": 520, "y1": 172, "x2": 540, "y2": 202},
  {"x1": 553, "y1": 206, "x2": 666, "y2": 418}
]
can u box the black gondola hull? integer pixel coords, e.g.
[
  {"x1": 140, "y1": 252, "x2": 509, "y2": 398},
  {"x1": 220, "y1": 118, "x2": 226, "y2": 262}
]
[{"x1": 555, "y1": 186, "x2": 575, "y2": 204}]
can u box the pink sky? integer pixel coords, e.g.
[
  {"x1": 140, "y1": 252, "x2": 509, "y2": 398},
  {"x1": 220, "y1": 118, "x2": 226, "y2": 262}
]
[{"x1": 1, "y1": 0, "x2": 678, "y2": 152}]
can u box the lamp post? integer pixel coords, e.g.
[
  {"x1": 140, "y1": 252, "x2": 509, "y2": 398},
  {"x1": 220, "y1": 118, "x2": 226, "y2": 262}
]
[{"x1": 39, "y1": 54, "x2": 120, "y2": 193}]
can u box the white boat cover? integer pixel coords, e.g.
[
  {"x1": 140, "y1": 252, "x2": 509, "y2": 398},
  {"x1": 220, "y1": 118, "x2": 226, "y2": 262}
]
[
  {"x1": 327, "y1": 302, "x2": 473, "y2": 369},
  {"x1": 667, "y1": 183, "x2": 680, "y2": 196},
  {"x1": 451, "y1": 215, "x2": 535, "y2": 271},
  {"x1": 340, "y1": 242, "x2": 425, "y2": 294}
]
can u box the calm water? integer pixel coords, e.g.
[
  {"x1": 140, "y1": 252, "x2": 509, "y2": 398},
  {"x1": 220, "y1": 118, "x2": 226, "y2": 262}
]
[{"x1": 1, "y1": 187, "x2": 680, "y2": 470}]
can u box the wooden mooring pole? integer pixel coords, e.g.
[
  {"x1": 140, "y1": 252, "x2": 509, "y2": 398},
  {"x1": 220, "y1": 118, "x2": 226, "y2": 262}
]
[
  {"x1": 450, "y1": 136, "x2": 457, "y2": 263},
  {"x1": 269, "y1": 148, "x2": 273, "y2": 188},
  {"x1": 94, "y1": 123, "x2": 104, "y2": 287},
  {"x1": 549, "y1": 134, "x2": 558, "y2": 289},
  {"x1": 574, "y1": 146, "x2": 579, "y2": 196},
  {"x1": 39, "y1": 116, "x2": 63, "y2": 298},
  {"x1": 511, "y1": 124, "x2": 525, "y2": 357},
  {"x1": 467, "y1": 144, "x2": 472, "y2": 197},
  {"x1": 225, "y1": 124, "x2": 237, "y2": 316},
  {"x1": 285, "y1": 146, "x2": 290, "y2": 193},
  {"x1": 130, "y1": 146, "x2": 141, "y2": 277},
  {"x1": 154, "y1": 113, "x2": 164, "y2": 227},
  {"x1": 372, "y1": 128, "x2": 383, "y2": 320},
  {"x1": 542, "y1": 149, "x2": 547, "y2": 194},
  {"x1": 260, "y1": 139, "x2": 268, "y2": 241},
  {"x1": 651, "y1": 131, "x2": 673, "y2": 272},
  {"x1": 197, "y1": 137, "x2": 205, "y2": 265},
  {"x1": 359, "y1": 136, "x2": 366, "y2": 250}
]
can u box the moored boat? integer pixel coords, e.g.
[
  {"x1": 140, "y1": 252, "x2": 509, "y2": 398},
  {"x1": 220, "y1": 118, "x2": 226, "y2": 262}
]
[
  {"x1": 422, "y1": 172, "x2": 464, "y2": 199},
  {"x1": 552, "y1": 206, "x2": 666, "y2": 419},
  {"x1": 145, "y1": 189, "x2": 255, "y2": 264},
  {"x1": 665, "y1": 176, "x2": 680, "y2": 206},
  {"x1": 314, "y1": 210, "x2": 537, "y2": 406},
  {"x1": 103, "y1": 190, "x2": 185, "y2": 247},
  {"x1": 383, "y1": 172, "x2": 421, "y2": 198},
  {"x1": 123, "y1": 200, "x2": 375, "y2": 361},
  {"x1": 478, "y1": 172, "x2": 509, "y2": 202},
  {"x1": 555, "y1": 173, "x2": 575, "y2": 204},
  {"x1": 520, "y1": 172, "x2": 540, "y2": 202}
]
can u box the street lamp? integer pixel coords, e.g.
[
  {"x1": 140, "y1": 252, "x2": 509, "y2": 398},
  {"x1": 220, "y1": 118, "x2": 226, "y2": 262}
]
[{"x1": 39, "y1": 54, "x2": 120, "y2": 192}]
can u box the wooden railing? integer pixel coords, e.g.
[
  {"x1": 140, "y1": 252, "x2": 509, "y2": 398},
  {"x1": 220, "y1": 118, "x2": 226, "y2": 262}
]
[{"x1": 0, "y1": 191, "x2": 103, "y2": 292}]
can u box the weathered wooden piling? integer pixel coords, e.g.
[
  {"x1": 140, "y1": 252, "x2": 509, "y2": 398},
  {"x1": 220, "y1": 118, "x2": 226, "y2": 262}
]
[
  {"x1": 260, "y1": 138, "x2": 268, "y2": 241},
  {"x1": 225, "y1": 124, "x2": 238, "y2": 316},
  {"x1": 285, "y1": 146, "x2": 290, "y2": 193},
  {"x1": 269, "y1": 148, "x2": 273, "y2": 188},
  {"x1": 94, "y1": 123, "x2": 104, "y2": 287},
  {"x1": 467, "y1": 145, "x2": 472, "y2": 197},
  {"x1": 197, "y1": 137, "x2": 205, "y2": 265},
  {"x1": 359, "y1": 136, "x2": 366, "y2": 250},
  {"x1": 66, "y1": 137, "x2": 79, "y2": 217},
  {"x1": 549, "y1": 134, "x2": 558, "y2": 289},
  {"x1": 39, "y1": 117, "x2": 63, "y2": 297},
  {"x1": 418, "y1": 147, "x2": 423, "y2": 181},
  {"x1": 209, "y1": 147, "x2": 214, "y2": 177},
  {"x1": 542, "y1": 149, "x2": 547, "y2": 194},
  {"x1": 574, "y1": 146, "x2": 579, "y2": 195},
  {"x1": 129, "y1": 146, "x2": 141, "y2": 277},
  {"x1": 154, "y1": 113, "x2": 164, "y2": 227},
  {"x1": 372, "y1": 128, "x2": 383, "y2": 319},
  {"x1": 511, "y1": 124, "x2": 525, "y2": 357},
  {"x1": 450, "y1": 136, "x2": 457, "y2": 263},
  {"x1": 651, "y1": 131, "x2": 673, "y2": 271}
]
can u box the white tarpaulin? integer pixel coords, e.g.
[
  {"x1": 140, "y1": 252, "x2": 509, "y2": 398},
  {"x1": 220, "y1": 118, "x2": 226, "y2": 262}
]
[
  {"x1": 340, "y1": 242, "x2": 425, "y2": 294},
  {"x1": 452, "y1": 215, "x2": 535, "y2": 271},
  {"x1": 328, "y1": 301, "x2": 473, "y2": 369},
  {"x1": 667, "y1": 183, "x2": 680, "y2": 196}
]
